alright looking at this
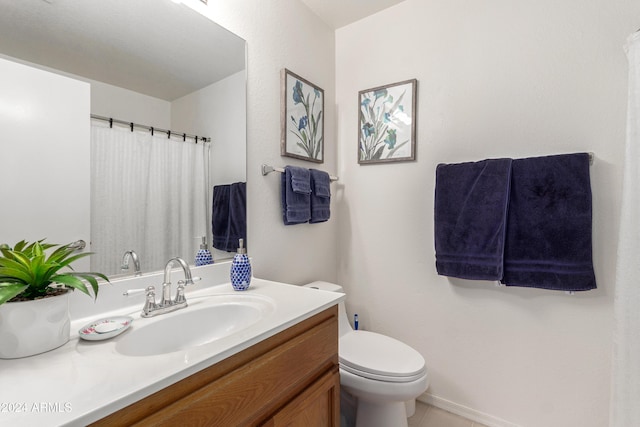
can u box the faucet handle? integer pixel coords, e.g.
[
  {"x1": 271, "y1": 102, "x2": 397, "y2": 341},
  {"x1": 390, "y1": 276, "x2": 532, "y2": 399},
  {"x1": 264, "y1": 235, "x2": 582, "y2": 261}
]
[
  {"x1": 123, "y1": 286, "x2": 159, "y2": 317},
  {"x1": 123, "y1": 286, "x2": 156, "y2": 297},
  {"x1": 172, "y1": 277, "x2": 200, "y2": 305},
  {"x1": 123, "y1": 288, "x2": 146, "y2": 296},
  {"x1": 177, "y1": 276, "x2": 202, "y2": 286},
  {"x1": 174, "y1": 284, "x2": 187, "y2": 304}
]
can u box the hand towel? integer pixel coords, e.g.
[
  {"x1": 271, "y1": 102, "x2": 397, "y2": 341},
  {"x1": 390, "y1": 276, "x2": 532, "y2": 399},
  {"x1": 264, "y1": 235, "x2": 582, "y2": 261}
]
[
  {"x1": 281, "y1": 165, "x2": 311, "y2": 225},
  {"x1": 500, "y1": 153, "x2": 596, "y2": 291},
  {"x1": 212, "y1": 182, "x2": 247, "y2": 252},
  {"x1": 434, "y1": 158, "x2": 513, "y2": 280},
  {"x1": 212, "y1": 184, "x2": 230, "y2": 250},
  {"x1": 309, "y1": 169, "x2": 331, "y2": 223}
]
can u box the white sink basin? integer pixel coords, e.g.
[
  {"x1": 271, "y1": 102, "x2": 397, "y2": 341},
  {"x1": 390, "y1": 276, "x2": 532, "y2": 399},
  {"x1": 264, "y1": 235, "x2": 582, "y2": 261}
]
[{"x1": 115, "y1": 294, "x2": 275, "y2": 356}]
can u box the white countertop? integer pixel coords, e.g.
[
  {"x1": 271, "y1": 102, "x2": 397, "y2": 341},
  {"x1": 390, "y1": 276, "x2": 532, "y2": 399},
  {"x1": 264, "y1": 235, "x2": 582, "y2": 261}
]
[{"x1": 0, "y1": 263, "x2": 343, "y2": 427}]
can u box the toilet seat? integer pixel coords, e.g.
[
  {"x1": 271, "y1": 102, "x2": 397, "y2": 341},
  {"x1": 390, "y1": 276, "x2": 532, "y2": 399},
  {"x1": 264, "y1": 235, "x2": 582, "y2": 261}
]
[{"x1": 339, "y1": 331, "x2": 426, "y2": 383}]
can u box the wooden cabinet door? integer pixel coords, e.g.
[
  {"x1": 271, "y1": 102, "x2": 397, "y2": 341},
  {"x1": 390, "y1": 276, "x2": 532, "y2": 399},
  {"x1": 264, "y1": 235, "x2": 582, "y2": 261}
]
[{"x1": 263, "y1": 368, "x2": 340, "y2": 427}]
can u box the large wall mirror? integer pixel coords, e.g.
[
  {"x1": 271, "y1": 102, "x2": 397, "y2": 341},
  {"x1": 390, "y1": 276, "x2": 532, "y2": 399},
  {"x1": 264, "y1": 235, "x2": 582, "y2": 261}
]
[{"x1": 0, "y1": 0, "x2": 247, "y2": 277}]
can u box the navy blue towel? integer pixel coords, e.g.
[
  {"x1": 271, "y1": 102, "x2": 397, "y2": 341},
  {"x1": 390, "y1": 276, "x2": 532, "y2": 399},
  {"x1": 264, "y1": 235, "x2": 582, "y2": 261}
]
[
  {"x1": 281, "y1": 166, "x2": 311, "y2": 225},
  {"x1": 500, "y1": 153, "x2": 596, "y2": 291},
  {"x1": 310, "y1": 169, "x2": 331, "y2": 223},
  {"x1": 212, "y1": 182, "x2": 247, "y2": 252},
  {"x1": 434, "y1": 158, "x2": 513, "y2": 280}
]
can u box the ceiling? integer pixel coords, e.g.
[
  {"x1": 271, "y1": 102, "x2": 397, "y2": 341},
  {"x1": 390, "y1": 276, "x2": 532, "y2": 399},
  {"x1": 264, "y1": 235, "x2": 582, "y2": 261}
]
[
  {"x1": 298, "y1": 0, "x2": 407, "y2": 29},
  {"x1": 0, "y1": 0, "x2": 245, "y2": 101},
  {"x1": 0, "y1": 0, "x2": 403, "y2": 100}
]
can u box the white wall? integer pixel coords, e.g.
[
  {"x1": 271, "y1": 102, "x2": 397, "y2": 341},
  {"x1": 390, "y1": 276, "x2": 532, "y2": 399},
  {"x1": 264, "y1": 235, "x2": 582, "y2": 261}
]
[
  {"x1": 336, "y1": 1, "x2": 640, "y2": 426},
  {"x1": 191, "y1": 0, "x2": 337, "y2": 284},
  {"x1": 0, "y1": 57, "x2": 90, "y2": 270},
  {"x1": 91, "y1": 81, "x2": 171, "y2": 128},
  {"x1": 172, "y1": 70, "x2": 247, "y2": 259},
  {"x1": 0, "y1": 56, "x2": 173, "y2": 128},
  {"x1": 172, "y1": 70, "x2": 247, "y2": 185}
]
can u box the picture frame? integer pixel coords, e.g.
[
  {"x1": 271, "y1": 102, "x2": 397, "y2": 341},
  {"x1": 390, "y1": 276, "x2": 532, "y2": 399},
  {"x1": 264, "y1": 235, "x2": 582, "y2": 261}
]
[
  {"x1": 358, "y1": 79, "x2": 417, "y2": 164},
  {"x1": 281, "y1": 68, "x2": 324, "y2": 163}
]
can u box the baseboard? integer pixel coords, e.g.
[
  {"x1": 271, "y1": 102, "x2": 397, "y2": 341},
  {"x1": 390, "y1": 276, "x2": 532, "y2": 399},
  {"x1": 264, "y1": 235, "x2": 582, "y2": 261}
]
[{"x1": 418, "y1": 393, "x2": 521, "y2": 427}]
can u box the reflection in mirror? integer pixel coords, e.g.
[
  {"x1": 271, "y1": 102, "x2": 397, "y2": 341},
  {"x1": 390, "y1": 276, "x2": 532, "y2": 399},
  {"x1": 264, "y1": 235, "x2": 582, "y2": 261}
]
[{"x1": 0, "y1": 0, "x2": 247, "y2": 277}]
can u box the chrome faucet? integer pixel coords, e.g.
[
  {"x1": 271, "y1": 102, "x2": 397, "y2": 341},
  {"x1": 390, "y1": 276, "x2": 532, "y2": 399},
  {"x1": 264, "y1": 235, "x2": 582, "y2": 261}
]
[
  {"x1": 121, "y1": 250, "x2": 142, "y2": 276},
  {"x1": 123, "y1": 257, "x2": 200, "y2": 318},
  {"x1": 161, "y1": 257, "x2": 197, "y2": 306}
]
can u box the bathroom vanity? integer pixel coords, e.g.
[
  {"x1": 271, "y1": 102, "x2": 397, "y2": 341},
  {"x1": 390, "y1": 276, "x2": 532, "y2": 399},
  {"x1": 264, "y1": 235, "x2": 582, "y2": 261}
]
[
  {"x1": 0, "y1": 262, "x2": 343, "y2": 426},
  {"x1": 92, "y1": 306, "x2": 340, "y2": 426}
]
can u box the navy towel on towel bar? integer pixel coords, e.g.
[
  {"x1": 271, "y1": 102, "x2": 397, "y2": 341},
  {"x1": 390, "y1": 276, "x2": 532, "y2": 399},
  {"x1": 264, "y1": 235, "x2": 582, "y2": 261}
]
[
  {"x1": 500, "y1": 153, "x2": 596, "y2": 291},
  {"x1": 309, "y1": 169, "x2": 331, "y2": 223},
  {"x1": 281, "y1": 165, "x2": 311, "y2": 225},
  {"x1": 212, "y1": 182, "x2": 247, "y2": 252},
  {"x1": 434, "y1": 158, "x2": 513, "y2": 280}
]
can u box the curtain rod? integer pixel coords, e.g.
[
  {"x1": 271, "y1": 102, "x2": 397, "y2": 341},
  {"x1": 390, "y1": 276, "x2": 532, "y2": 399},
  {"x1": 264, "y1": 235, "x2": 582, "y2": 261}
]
[{"x1": 90, "y1": 114, "x2": 211, "y2": 143}]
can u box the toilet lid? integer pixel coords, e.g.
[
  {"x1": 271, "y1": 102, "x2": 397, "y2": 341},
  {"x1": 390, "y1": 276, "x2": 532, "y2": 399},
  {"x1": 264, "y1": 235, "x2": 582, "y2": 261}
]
[{"x1": 339, "y1": 331, "x2": 426, "y2": 383}]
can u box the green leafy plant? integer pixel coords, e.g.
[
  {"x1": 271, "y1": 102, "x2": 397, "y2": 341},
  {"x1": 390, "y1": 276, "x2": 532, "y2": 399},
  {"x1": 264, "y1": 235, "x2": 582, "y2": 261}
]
[{"x1": 0, "y1": 240, "x2": 109, "y2": 306}]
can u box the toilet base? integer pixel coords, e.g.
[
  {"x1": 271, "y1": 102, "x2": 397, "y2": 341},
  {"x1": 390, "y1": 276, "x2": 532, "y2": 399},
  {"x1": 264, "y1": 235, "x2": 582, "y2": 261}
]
[
  {"x1": 340, "y1": 367, "x2": 429, "y2": 427},
  {"x1": 355, "y1": 399, "x2": 408, "y2": 427},
  {"x1": 341, "y1": 388, "x2": 357, "y2": 427},
  {"x1": 340, "y1": 390, "x2": 416, "y2": 427},
  {"x1": 405, "y1": 398, "x2": 416, "y2": 417}
]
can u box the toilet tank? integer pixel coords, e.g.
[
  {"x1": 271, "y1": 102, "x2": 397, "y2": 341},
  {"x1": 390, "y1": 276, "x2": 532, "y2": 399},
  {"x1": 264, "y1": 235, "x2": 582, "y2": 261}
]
[
  {"x1": 303, "y1": 281, "x2": 351, "y2": 336},
  {"x1": 304, "y1": 281, "x2": 343, "y2": 293}
]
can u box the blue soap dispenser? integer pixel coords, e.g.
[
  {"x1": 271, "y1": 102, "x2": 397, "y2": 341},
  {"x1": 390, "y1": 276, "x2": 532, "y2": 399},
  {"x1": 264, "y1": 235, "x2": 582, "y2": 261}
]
[
  {"x1": 230, "y1": 238, "x2": 251, "y2": 291},
  {"x1": 195, "y1": 236, "x2": 213, "y2": 266}
]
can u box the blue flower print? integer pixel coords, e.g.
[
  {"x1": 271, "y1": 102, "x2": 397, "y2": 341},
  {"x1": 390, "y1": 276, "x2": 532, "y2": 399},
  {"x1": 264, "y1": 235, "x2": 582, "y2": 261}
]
[
  {"x1": 287, "y1": 73, "x2": 323, "y2": 160},
  {"x1": 374, "y1": 89, "x2": 388, "y2": 100},
  {"x1": 293, "y1": 80, "x2": 304, "y2": 104},
  {"x1": 362, "y1": 122, "x2": 375, "y2": 137},
  {"x1": 298, "y1": 115, "x2": 308, "y2": 131},
  {"x1": 359, "y1": 85, "x2": 410, "y2": 161},
  {"x1": 384, "y1": 128, "x2": 397, "y2": 149}
]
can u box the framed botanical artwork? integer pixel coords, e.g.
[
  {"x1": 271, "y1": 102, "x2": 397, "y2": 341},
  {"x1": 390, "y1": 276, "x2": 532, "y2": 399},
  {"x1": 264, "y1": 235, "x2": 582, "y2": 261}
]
[
  {"x1": 281, "y1": 68, "x2": 324, "y2": 163},
  {"x1": 358, "y1": 79, "x2": 417, "y2": 164}
]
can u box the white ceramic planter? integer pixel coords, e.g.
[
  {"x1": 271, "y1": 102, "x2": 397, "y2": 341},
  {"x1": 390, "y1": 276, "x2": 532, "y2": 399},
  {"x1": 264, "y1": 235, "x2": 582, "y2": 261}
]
[{"x1": 0, "y1": 290, "x2": 71, "y2": 359}]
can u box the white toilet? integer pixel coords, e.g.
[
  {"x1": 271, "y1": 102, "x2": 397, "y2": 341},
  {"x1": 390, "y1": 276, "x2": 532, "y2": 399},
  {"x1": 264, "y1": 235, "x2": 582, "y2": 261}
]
[{"x1": 304, "y1": 281, "x2": 429, "y2": 427}]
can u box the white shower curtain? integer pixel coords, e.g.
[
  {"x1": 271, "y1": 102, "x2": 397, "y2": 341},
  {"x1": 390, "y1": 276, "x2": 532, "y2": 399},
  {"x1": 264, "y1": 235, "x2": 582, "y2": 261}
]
[
  {"x1": 90, "y1": 120, "x2": 208, "y2": 276},
  {"x1": 611, "y1": 31, "x2": 640, "y2": 427}
]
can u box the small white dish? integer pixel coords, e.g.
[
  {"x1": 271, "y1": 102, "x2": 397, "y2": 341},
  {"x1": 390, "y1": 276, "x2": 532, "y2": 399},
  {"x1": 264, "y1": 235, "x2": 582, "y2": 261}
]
[{"x1": 79, "y1": 316, "x2": 133, "y2": 341}]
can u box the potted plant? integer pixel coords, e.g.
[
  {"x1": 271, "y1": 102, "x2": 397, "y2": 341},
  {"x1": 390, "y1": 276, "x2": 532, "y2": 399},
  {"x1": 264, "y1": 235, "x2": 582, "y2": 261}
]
[{"x1": 0, "y1": 239, "x2": 108, "y2": 359}]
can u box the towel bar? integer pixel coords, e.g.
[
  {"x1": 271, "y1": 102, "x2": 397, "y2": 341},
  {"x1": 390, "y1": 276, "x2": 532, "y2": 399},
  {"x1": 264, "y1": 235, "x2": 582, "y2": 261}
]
[
  {"x1": 261, "y1": 164, "x2": 339, "y2": 182},
  {"x1": 263, "y1": 154, "x2": 591, "y2": 182}
]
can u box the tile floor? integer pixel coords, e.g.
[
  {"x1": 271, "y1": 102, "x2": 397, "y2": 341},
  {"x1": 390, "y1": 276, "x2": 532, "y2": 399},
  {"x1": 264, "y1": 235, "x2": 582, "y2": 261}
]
[{"x1": 408, "y1": 401, "x2": 489, "y2": 427}]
